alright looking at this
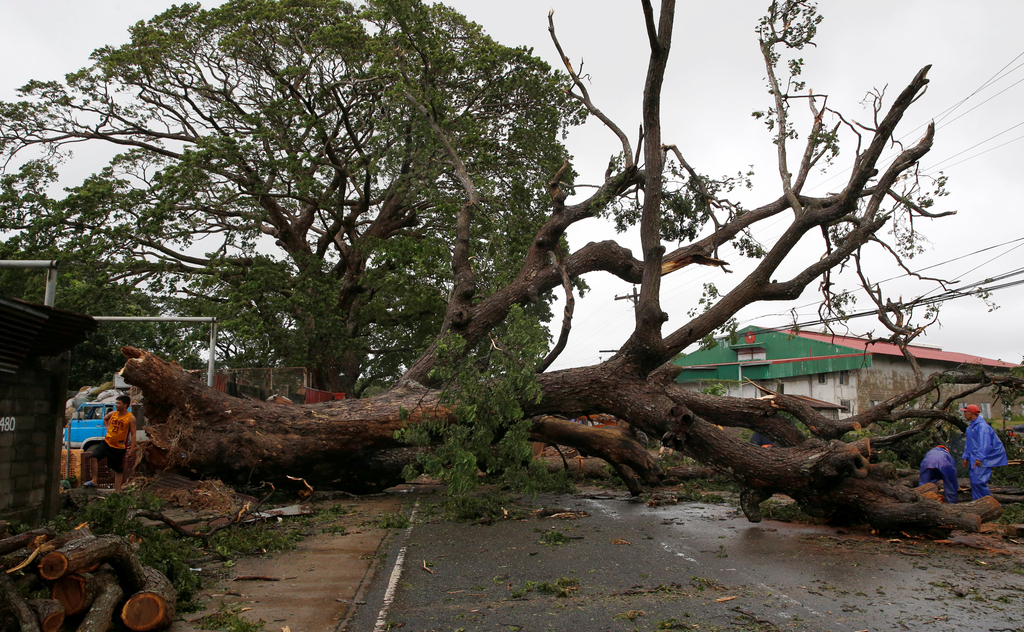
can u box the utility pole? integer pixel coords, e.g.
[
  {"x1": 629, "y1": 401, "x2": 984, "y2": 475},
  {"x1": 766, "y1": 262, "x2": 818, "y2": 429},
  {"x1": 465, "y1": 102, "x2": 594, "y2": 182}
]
[
  {"x1": 614, "y1": 285, "x2": 640, "y2": 307},
  {"x1": 599, "y1": 286, "x2": 640, "y2": 360}
]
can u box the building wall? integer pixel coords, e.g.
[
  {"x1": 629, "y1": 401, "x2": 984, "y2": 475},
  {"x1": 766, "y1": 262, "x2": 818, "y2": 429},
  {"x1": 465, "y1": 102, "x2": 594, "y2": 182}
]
[
  {"x1": 0, "y1": 353, "x2": 69, "y2": 524},
  {"x1": 856, "y1": 356, "x2": 1007, "y2": 419}
]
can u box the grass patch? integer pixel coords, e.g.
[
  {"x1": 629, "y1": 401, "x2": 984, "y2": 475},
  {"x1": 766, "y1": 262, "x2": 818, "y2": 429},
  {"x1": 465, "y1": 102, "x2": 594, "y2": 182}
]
[
  {"x1": 539, "y1": 529, "x2": 570, "y2": 546},
  {"x1": 613, "y1": 609, "x2": 645, "y2": 621},
  {"x1": 377, "y1": 512, "x2": 410, "y2": 529},
  {"x1": 510, "y1": 576, "x2": 579, "y2": 599},
  {"x1": 759, "y1": 499, "x2": 820, "y2": 523},
  {"x1": 675, "y1": 481, "x2": 730, "y2": 503},
  {"x1": 996, "y1": 502, "x2": 1024, "y2": 525},
  {"x1": 197, "y1": 602, "x2": 267, "y2": 631}
]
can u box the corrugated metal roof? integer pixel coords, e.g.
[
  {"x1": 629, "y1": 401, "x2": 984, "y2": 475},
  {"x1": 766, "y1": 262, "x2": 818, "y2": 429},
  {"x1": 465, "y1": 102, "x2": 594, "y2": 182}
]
[
  {"x1": 0, "y1": 298, "x2": 97, "y2": 372},
  {"x1": 785, "y1": 330, "x2": 1019, "y2": 369}
]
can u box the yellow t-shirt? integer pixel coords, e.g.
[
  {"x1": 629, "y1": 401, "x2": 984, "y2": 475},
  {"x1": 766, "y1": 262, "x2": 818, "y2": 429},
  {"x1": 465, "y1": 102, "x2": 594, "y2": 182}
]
[{"x1": 105, "y1": 410, "x2": 133, "y2": 450}]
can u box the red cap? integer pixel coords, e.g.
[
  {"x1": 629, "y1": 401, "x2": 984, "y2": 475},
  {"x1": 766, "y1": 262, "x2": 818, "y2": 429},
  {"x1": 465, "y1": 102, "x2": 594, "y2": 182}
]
[{"x1": 963, "y1": 404, "x2": 981, "y2": 414}]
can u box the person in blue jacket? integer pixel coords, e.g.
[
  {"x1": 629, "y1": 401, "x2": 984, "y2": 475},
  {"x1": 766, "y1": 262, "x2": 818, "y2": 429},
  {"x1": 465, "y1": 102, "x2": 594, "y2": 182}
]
[
  {"x1": 919, "y1": 445, "x2": 958, "y2": 503},
  {"x1": 960, "y1": 404, "x2": 1008, "y2": 500}
]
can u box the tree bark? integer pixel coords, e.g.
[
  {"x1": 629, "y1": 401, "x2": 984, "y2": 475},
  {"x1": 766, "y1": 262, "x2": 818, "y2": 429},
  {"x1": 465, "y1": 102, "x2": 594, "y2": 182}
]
[
  {"x1": 0, "y1": 528, "x2": 55, "y2": 556},
  {"x1": 76, "y1": 579, "x2": 124, "y2": 632},
  {"x1": 529, "y1": 417, "x2": 661, "y2": 495},
  {"x1": 51, "y1": 570, "x2": 117, "y2": 617},
  {"x1": 39, "y1": 535, "x2": 146, "y2": 593},
  {"x1": 27, "y1": 599, "x2": 63, "y2": 632},
  {"x1": 120, "y1": 567, "x2": 175, "y2": 632},
  {"x1": 122, "y1": 346, "x2": 430, "y2": 493},
  {"x1": 0, "y1": 573, "x2": 41, "y2": 632}
]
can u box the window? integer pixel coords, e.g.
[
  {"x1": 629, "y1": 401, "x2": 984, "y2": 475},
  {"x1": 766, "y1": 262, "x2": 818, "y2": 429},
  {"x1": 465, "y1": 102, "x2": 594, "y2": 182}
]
[
  {"x1": 818, "y1": 373, "x2": 827, "y2": 384},
  {"x1": 736, "y1": 348, "x2": 766, "y2": 361},
  {"x1": 980, "y1": 403, "x2": 991, "y2": 418},
  {"x1": 777, "y1": 383, "x2": 785, "y2": 394},
  {"x1": 840, "y1": 399, "x2": 852, "y2": 413},
  {"x1": 839, "y1": 371, "x2": 849, "y2": 385},
  {"x1": 869, "y1": 400, "x2": 882, "y2": 408}
]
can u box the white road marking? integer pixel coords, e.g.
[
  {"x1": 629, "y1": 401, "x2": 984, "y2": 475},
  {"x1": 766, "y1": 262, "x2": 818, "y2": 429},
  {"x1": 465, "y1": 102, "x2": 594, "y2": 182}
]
[{"x1": 372, "y1": 502, "x2": 419, "y2": 632}]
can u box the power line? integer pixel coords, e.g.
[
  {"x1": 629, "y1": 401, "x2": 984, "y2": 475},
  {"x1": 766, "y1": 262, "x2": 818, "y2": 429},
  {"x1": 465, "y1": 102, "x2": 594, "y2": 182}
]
[
  {"x1": 922, "y1": 132, "x2": 1024, "y2": 174},
  {"x1": 742, "y1": 275, "x2": 1024, "y2": 342},
  {"x1": 925, "y1": 119, "x2": 1024, "y2": 171},
  {"x1": 872, "y1": 237, "x2": 1024, "y2": 285}
]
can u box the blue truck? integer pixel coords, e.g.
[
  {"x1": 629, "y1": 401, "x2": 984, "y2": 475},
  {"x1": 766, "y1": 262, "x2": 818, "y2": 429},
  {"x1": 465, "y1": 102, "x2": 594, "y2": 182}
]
[
  {"x1": 64, "y1": 402, "x2": 146, "y2": 451},
  {"x1": 65, "y1": 402, "x2": 121, "y2": 451}
]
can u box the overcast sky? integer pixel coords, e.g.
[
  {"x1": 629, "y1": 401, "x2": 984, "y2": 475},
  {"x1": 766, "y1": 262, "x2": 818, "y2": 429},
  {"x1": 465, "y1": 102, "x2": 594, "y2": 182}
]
[{"x1": 2, "y1": 1, "x2": 1022, "y2": 369}]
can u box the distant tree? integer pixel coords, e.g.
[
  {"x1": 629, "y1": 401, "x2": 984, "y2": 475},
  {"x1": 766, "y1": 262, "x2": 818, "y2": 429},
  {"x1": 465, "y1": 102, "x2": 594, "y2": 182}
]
[{"x1": 0, "y1": 0, "x2": 583, "y2": 395}]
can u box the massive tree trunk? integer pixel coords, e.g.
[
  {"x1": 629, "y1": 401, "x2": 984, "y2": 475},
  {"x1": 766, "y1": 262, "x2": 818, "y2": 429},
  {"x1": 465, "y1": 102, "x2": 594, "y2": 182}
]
[{"x1": 121, "y1": 346, "x2": 1013, "y2": 533}]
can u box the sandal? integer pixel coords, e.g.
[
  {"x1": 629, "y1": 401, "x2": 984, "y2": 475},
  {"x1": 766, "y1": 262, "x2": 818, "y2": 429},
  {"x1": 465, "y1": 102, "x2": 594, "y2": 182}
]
[{"x1": 83, "y1": 481, "x2": 96, "y2": 488}]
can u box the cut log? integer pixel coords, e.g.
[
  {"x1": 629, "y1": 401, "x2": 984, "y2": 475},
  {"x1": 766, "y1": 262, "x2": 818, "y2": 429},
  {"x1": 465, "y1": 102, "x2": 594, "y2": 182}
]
[
  {"x1": 914, "y1": 482, "x2": 945, "y2": 502},
  {"x1": 1003, "y1": 524, "x2": 1024, "y2": 537},
  {"x1": 0, "y1": 527, "x2": 56, "y2": 556},
  {"x1": 38, "y1": 535, "x2": 146, "y2": 593},
  {"x1": 945, "y1": 495, "x2": 1003, "y2": 524},
  {"x1": 2, "y1": 525, "x2": 96, "y2": 573},
  {"x1": 76, "y1": 576, "x2": 124, "y2": 632},
  {"x1": 0, "y1": 573, "x2": 41, "y2": 632},
  {"x1": 121, "y1": 567, "x2": 176, "y2": 631},
  {"x1": 27, "y1": 599, "x2": 64, "y2": 632},
  {"x1": 51, "y1": 569, "x2": 118, "y2": 617}
]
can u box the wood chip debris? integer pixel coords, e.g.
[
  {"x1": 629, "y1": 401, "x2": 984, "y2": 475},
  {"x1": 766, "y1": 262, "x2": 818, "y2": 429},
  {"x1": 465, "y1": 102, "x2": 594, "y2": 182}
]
[
  {"x1": 422, "y1": 560, "x2": 433, "y2": 574},
  {"x1": 715, "y1": 596, "x2": 738, "y2": 602},
  {"x1": 610, "y1": 539, "x2": 631, "y2": 545},
  {"x1": 548, "y1": 511, "x2": 590, "y2": 520}
]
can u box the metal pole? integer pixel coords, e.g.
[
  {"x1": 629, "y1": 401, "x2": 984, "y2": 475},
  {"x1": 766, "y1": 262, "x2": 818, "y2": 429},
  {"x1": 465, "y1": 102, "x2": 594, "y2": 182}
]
[
  {"x1": 208, "y1": 319, "x2": 218, "y2": 387},
  {"x1": 93, "y1": 316, "x2": 219, "y2": 386},
  {"x1": 44, "y1": 264, "x2": 58, "y2": 307},
  {"x1": 93, "y1": 316, "x2": 217, "y2": 323},
  {"x1": 0, "y1": 260, "x2": 59, "y2": 306}
]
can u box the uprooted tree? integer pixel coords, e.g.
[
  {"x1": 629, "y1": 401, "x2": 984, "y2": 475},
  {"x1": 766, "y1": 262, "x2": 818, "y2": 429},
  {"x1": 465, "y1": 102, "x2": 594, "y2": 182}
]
[{"x1": 5, "y1": 0, "x2": 1023, "y2": 532}]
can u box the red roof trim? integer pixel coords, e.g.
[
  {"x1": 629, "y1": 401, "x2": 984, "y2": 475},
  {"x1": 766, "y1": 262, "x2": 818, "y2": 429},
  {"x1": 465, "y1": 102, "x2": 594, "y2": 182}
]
[{"x1": 783, "y1": 330, "x2": 1018, "y2": 369}]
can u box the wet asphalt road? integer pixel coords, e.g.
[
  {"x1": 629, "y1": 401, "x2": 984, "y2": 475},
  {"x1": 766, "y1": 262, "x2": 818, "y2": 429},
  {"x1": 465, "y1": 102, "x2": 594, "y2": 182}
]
[{"x1": 344, "y1": 490, "x2": 1024, "y2": 632}]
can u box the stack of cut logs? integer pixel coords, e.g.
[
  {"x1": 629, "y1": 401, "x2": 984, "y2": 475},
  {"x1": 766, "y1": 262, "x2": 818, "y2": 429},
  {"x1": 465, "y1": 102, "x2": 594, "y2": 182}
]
[{"x1": 0, "y1": 526, "x2": 175, "y2": 632}]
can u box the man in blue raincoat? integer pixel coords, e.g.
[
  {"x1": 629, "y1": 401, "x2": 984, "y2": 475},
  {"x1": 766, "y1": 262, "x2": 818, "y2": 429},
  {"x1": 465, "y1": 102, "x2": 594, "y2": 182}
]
[
  {"x1": 919, "y1": 445, "x2": 958, "y2": 503},
  {"x1": 960, "y1": 404, "x2": 1008, "y2": 500}
]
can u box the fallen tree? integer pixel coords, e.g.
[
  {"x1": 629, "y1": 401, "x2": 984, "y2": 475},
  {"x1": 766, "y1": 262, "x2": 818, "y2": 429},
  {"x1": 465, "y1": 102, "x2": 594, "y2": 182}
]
[
  {"x1": 122, "y1": 344, "x2": 1018, "y2": 531},
  {"x1": 12, "y1": 0, "x2": 1024, "y2": 532}
]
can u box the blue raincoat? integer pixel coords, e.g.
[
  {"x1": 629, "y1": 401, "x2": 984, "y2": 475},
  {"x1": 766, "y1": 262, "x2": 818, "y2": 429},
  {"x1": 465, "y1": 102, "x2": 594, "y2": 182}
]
[
  {"x1": 961, "y1": 414, "x2": 1008, "y2": 500},
  {"x1": 919, "y1": 446, "x2": 958, "y2": 503}
]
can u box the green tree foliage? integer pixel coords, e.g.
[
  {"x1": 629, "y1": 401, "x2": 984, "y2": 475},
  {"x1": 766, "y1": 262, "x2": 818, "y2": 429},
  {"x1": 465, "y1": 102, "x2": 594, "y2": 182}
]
[
  {"x1": 396, "y1": 305, "x2": 571, "y2": 512},
  {"x1": 0, "y1": 0, "x2": 584, "y2": 394}
]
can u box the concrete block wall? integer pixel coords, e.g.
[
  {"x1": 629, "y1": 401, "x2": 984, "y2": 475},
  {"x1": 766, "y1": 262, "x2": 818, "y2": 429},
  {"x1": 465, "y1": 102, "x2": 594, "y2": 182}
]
[{"x1": 0, "y1": 353, "x2": 69, "y2": 524}]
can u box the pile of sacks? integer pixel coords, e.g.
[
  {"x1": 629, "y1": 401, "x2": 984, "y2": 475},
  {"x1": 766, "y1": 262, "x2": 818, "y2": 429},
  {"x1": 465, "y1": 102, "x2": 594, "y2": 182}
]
[{"x1": 64, "y1": 382, "x2": 126, "y2": 421}]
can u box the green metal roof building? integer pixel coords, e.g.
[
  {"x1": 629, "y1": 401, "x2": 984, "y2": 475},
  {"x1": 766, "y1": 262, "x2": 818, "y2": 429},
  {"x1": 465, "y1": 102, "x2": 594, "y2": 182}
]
[{"x1": 673, "y1": 325, "x2": 1018, "y2": 419}]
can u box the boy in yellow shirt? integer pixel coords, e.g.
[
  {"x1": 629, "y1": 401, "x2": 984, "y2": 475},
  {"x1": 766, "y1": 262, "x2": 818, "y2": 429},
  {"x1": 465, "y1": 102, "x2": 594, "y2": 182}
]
[{"x1": 84, "y1": 395, "x2": 136, "y2": 492}]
